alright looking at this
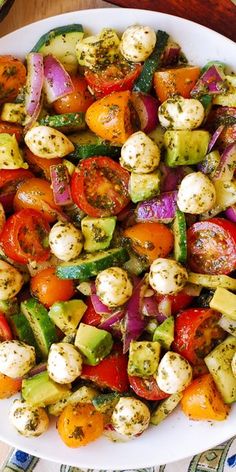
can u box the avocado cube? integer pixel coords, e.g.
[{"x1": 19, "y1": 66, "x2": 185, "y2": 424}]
[
  {"x1": 128, "y1": 341, "x2": 161, "y2": 377},
  {"x1": 153, "y1": 316, "x2": 175, "y2": 350},
  {"x1": 22, "y1": 371, "x2": 71, "y2": 407},
  {"x1": 75, "y1": 322, "x2": 113, "y2": 365},
  {"x1": 81, "y1": 216, "x2": 116, "y2": 252},
  {"x1": 164, "y1": 130, "x2": 210, "y2": 167},
  {"x1": 129, "y1": 171, "x2": 160, "y2": 203},
  {"x1": 1, "y1": 103, "x2": 26, "y2": 124},
  {"x1": 48, "y1": 299, "x2": 87, "y2": 335}
]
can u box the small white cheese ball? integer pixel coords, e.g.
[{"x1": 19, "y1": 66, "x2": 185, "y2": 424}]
[
  {"x1": 158, "y1": 96, "x2": 204, "y2": 130},
  {"x1": 177, "y1": 172, "x2": 216, "y2": 214},
  {"x1": 231, "y1": 352, "x2": 236, "y2": 378},
  {"x1": 120, "y1": 131, "x2": 160, "y2": 174},
  {"x1": 111, "y1": 397, "x2": 150, "y2": 437},
  {"x1": 9, "y1": 399, "x2": 49, "y2": 437},
  {"x1": 149, "y1": 258, "x2": 188, "y2": 295},
  {"x1": 0, "y1": 340, "x2": 35, "y2": 378},
  {"x1": 24, "y1": 126, "x2": 74, "y2": 158},
  {"x1": 47, "y1": 342, "x2": 83, "y2": 384},
  {"x1": 156, "y1": 351, "x2": 192, "y2": 394},
  {"x1": 0, "y1": 260, "x2": 24, "y2": 300},
  {"x1": 120, "y1": 25, "x2": 156, "y2": 62},
  {"x1": 49, "y1": 221, "x2": 83, "y2": 262},
  {"x1": 96, "y1": 267, "x2": 133, "y2": 308}
]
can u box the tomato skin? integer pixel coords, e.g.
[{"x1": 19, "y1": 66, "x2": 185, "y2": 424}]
[
  {"x1": 0, "y1": 209, "x2": 51, "y2": 264},
  {"x1": 0, "y1": 372, "x2": 22, "y2": 399},
  {"x1": 57, "y1": 403, "x2": 104, "y2": 447},
  {"x1": 14, "y1": 177, "x2": 62, "y2": 223},
  {"x1": 30, "y1": 267, "x2": 75, "y2": 308},
  {"x1": 85, "y1": 63, "x2": 142, "y2": 98},
  {"x1": 71, "y1": 156, "x2": 130, "y2": 217},
  {"x1": 24, "y1": 148, "x2": 63, "y2": 180},
  {"x1": 0, "y1": 169, "x2": 34, "y2": 213},
  {"x1": 82, "y1": 298, "x2": 102, "y2": 326},
  {"x1": 124, "y1": 222, "x2": 174, "y2": 263},
  {"x1": 129, "y1": 375, "x2": 170, "y2": 401},
  {"x1": 0, "y1": 120, "x2": 23, "y2": 142},
  {"x1": 153, "y1": 66, "x2": 200, "y2": 102},
  {"x1": 53, "y1": 76, "x2": 94, "y2": 114},
  {"x1": 0, "y1": 56, "x2": 26, "y2": 104},
  {"x1": 155, "y1": 290, "x2": 194, "y2": 316},
  {"x1": 187, "y1": 217, "x2": 236, "y2": 275},
  {"x1": 173, "y1": 308, "x2": 226, "y2": 366},
  {"x1": 81, "y1": 346, "x2": 129, "y2": 393},
  {"x1": 0, "y1": 313, "x2": 12, "y2": 341}
]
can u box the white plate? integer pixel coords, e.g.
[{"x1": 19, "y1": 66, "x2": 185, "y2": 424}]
[{"x1": 0, "y1": 8, "x2": 235, "y2": 469}]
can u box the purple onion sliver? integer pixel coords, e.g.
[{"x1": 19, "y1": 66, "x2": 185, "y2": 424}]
[
  {"x1": 91, "y1": 293, "x2": 112, "y2": 315},
  {"x1": 136, "y1": 191, "x2": 178, "y2": 223},
  {"x1": 208, "y1": 125, "x2": 224, "y2": 152},
  {"x1": 43, "y1": 55, "x2": 74, "y2": 104},
  {"x1": 225, "y1": 205, "x2": 236, "y2": 223},
  {"x1": 99, "y1": 309, "x2": 125, "y2": 329},
  {"x1": 123, "y1": 278, "x2": 148, "y2": 353},
  {"x1": 131, "y1": 92, "x2": 159, "y2": 134},
  {"x1": 213, "y1": 142, "x2": 236, "y2": 182},
  {"x1": 50, "y1": 164, "x2": 73, "y2": 206},
  {"x1": 25, "y1": 53, "x2": 44, "y2": 117},
  {"x1": 162, "y1": 42, "x2": 180, "y2": 66},
  {"x1": 142, "y1": 295, "x2": 159, "y2": 317},
  {"x1": 28, "y1": 362, "x2": 47, "y2": 377},
  {"x1": 191, "y1": 65, "x2": 227, "y2": 97}
]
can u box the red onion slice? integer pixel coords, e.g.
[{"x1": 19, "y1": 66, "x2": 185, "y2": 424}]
[
  {"x1": 28, "y1": 362, "x2": 47, "y2": 377},
  {"x1": 225, "y1": 204, "x2": 236, "y2": 223},
  {"x1": 25, "y1": 53, "x2": 44, "y2": 118},
  {"x1": 99, "y1": 310, "x2": 125, "y2": 330},
  {"x1": 208, "y1": 125, "x2": 225, "y2": 152},
  {"x1": 91, "y1": 293, "x2": 112, "y2": 315},
  {"x1": 160, "y1": 163, "x2": 190, "y2": 192},
  {"x1": 43, "y1": 55, "x2": 74, "y2": 104},
  {"x1": 162, "y1": 41, "x2": 181, "y2": 66},
  {"x1": 142, "y1": 295, "x2": 159, "y2": 317},
  {"x1": 191, "y1": 65, "x2": 227, "y2": 97},
  {"x1": 131, "y1": 92, "x2": 159, "y2": 134},
  {"x1": 123, "y1": 277, "x2": 148, "y2": 353},
  {"x1": 50, "y1": 164, "x2": 73, "y2": 206},
  {"x1": 213, "y1": 143, "x2": 236, "y2": 181},
  {"x1": 136, "y1": 191, "x2": 177, "y2": 224}
]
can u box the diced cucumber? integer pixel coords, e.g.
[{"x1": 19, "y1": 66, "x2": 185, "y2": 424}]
[
  {"x1": 151, "y1": 392, "x2": 183, "y2": 425},
  {"x1": 213, "y1": 75, "x2": 236, "y2": 107},
  {"x1": 218, "y1": 316, "x2": 236, "y2": 337},
  {"x1": 172, "y1": 210, "x2": 187, "y2": 264},
  {"x1": 10, "y1": 313, "x2": 41, "y2": 359},
  {"x1": 204, "y1": 336, "x2": 236, "y2": 404},
  {"x1": 123, "y1": 250, "x2": 149, "y2": 276},
  {"x1": 76, "y1": 28, "x2": 120, "y2": 69},
  {"x1": 133, "y1": 30, "x2": 169, "y2": 93},
  {"x1": 56, "y1": 247, "x2": 129, "y2": 280},
  {"x1": 129, "y1": 171, "x2": 160, "y2": 203},
  {"x1": 31, "y1": 24, "x2": 84, "y2": 74},
  {"x1": 69, "y1": 130, "x2": 121, "y2": 159},
  {"x1": 1, "y1": 103, "x2": 26, "y2": 124},
  {"x1": 92, "y1": 392, "x2": 120, "y2": 418},
  {"x1": 49, "y1": 385, "x2": 98, "y2": 416},
  {"x1": 188, "y1": 273, "x2": 236, "y2": 291},
  {"x1": 81, "y1": 216, "x2": 116, "y2": 252},
  {"x1": 20, "y1": 298, "x2": 57, "y2": 359},
  {"x1": 39, "y1": 113, "x2": 86, "y2": 134},
  {"x1": 153, "y1": 316, "x2": 174, "y2": 350},
  {"x1": 210, "y1": 287, "x2": 236, "y2": 320},
  {"x1": 22, "y1": 371, "x2": 71, "y2": 408}
]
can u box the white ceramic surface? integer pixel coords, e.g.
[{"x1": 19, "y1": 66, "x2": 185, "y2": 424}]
[{"x1": 0, "y1": 8, "x2": 235, "y2": 469}]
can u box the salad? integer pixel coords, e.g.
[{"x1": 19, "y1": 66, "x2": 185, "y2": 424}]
[{"x1": 0, "y1": 21, "x2": 235, "y2": 449}]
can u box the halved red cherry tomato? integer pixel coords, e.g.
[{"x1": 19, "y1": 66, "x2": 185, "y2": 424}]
[
  {"x1": 53, "y1": 76, "x2": 94, "y2": 114},
  {"x1": 85, "y1": 62, "x2": 142, "y2": 98},
  {"x1": 0, "y1": 169, "x2": 34, "y2": 213},
  {"x1": 71, "y1": 156, "x2": 130, "y2": 217},
  {"x1": 187, "y1": 217, "x2": 236, "y2": 274},
  {"x1": 30, "y1": 267, "x2": 75, "y2": 308},
  {"x1": 155, "y1": 289, "x2": 194, "y2": 316},
  {"x1": 81, "y1": 345, "x2": 129, "y2": 393},
  {"x1": 129, "y1": 375, "x2": 170, "y2": 401},
  {"x1": 0, "y1": 313, "x2": 12, "y2": 341},
  {"x1": 173, "y1": 308, "x2": 226, "y2": 366},
  {"x1": 0, "y1": 120, "x2": 23, "y2": 142},
  {"x1": 82, "y1": 297, "x2": 102, "y2": 326},
  {"x1": 0, "y1": 209, "x2": 51, "y2": 264}
]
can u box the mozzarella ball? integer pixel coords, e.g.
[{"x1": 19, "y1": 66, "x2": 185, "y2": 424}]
[
  {"x1": 149, "y1": 258, "x2": 188, "y2": 295},
  {"x1": 25, "y1": 126, "x2": 74, "y2": 158},
  {"x1": 0, "y1": 260, "x2": 24, "y2": 300},
  {"x1": 111, "y1": 397, "x2": 150, "y2": 437},
  {"x1": 0, "y1": 340, "x2": 35, "y2": 378},
  {"x1": 120, "y1": 131, "x2": 160, "y2": 174},
  {"x1": 96, "y1": 267, "x2": 133, "y2": 308},
  {"x1": 177, "y1": 172, "x2": 216, "y2": 214},
  {"x1": 9, "y1": 399, "x2": 49, "y2": 437},
  {"x1": 47, "y1": 342, "x2": 83, "y2": 384},
  {"x1": 158, "y1": 97, "x2": 204, "y2": 130},
  {"x1": 49, "y1": 221, "x2": 83, "y2": 262},
  {"x1": 120, "y1": 25, "x2": 156, "y2": 62},
  {"x1": 157, "y1": 351, "x2": 192, "y2": 394},
  {"x1": 232, "y1": 352, "x2": 236, "y2": 378}
]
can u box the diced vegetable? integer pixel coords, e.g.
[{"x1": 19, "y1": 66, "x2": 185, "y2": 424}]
[
  {"x1": 43, "y1": 55, "x2": 74, "y2": 104},
  {"x1": 212, "y1": 143, "x2": 236, "y2": 181},
  {"x1": 50, "y1": 164, "x2": 72, "y2": 206},
  {"x1": 25, "y1": 53, "x2": 44, "y2": 121},
  {"x1": 188, "y1": 273, "x2": 236, "y2": 291},
  {"x1": 151, "y1": 392, "x2": 183, "y2": 425},
  {"x1": 131, "y1": 92, "x2": 159, "y2": 134},
  {"x1": 190, "y1": 65, "x2": 228, "y2": 98},
  {"x1": 136, "y1": 191, "x2": 177, "y2": 223},
  {"x1": 209, "y1": 287, "x2": 236, "y2": 320},
  {"x1": 123, "y1": 277, "x2": 148, "y2": 353}
]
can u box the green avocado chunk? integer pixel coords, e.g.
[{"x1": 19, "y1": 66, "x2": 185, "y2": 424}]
[
  {"x1": 22, "y1": 371, "x2": 71, "y2": 407},
  {"x1": 48, "y1": 299, "x2": 87, "y2": 335},
  {"x1": 81, "y1": 216, "x2": 116, "y2": 252},
  {"x1": 153, "y1": 316, "x2": 175, "y2": 350},
  {"x1": 75, "y1": 322, "x2": 113, "y2": 365},
  {"x1": 128, "y1": 341, "x2": 161, "y2": 377},
  {"x1": 164, "y1": 130, "x2": 210, "y2": 167}
]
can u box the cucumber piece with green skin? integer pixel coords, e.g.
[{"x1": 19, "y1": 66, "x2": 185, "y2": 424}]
[
  {"x1": 20, "y1": 298, "x2": 57, "y2": 359},
  {"x1": 123, "y1": 250, "x2": 149, "y2": 276},
  {"x1": 49, "y1": 385, "x2": 98, "y2": 416},
  {"x1": 81, "y1": 216, "x2": 116, "y2": 252},
  {"x1": 150, "y1": 392, "x2": 183, "y2": 425},
  {"x1": 69, "y1": 130, "x2": 121, "y2": 160},
  {"x1": 39, "y1": 113, "x2": 86, "y2": 134},
  {"x1": 133, "y1": 30, "x2": 169, "y2": 93},
  {"x1": 10, "y1": 313, "x2": 41, "y2": 359},
  {"x1": 92, "y1": 392, "x2": 120, "y2": 416},
  {"x1": 188, "y1": 273, "x2": 236, "y2": 291},
  {"x1": 31, "y1": 24, "x2": 84, "y2": 74},
  {"x1": 204, "y1": 336, "x2": 236, "y2": 404},
  {"x1": 172, "y1": 210, "x2": 187, "y2": 264},
  {"x1": 56, "y1": 247, "x2": 130, "y2": 280}
]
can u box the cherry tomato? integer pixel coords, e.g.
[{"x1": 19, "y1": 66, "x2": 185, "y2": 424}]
[
  {"x1": 30, "y1": 267, "x2": 75, "y2": 308},
  {"x1": 82, "y1": 297, "x2": 102, "y2": 326},
  {"x1": 0, "y1": 120, "x2": 23, "y2": 142},
  {"x1": 24, "y1": 148, "x2": 63, "y2": 180},
  {"x1": 129, "y1": 375, "x2": 170, "y2": 401},
  {"x1": 14, "y1": 177, "x2": 62, "y2": 223},
  {"x1": 0, "y1": 169, "x2": 34, "y2": 213},
  {"x1": 1, "y1": 209, "x2": 51, "y2": 264},
  {"x1": 53, "y1": 76, "x2": 94, "y2": 114},
  {"x1": 124, "y1": 222, "x2": 174, "y2": 263},
  {"x1": 173, "y1": 308, "x2": 226, "y2": 366},
  {"x1": 155, "y1": 289, "x2": 194, "y2": 316},
  {"x1": 71, "y1": 156, "x2": 130, "y2": 217},
  {"x1": 187, "y1": 217, "x2": 236, "y2": 274},
  {"x1": 0, "y1": 56, "x2": 26, "y2": 104},
  {"x1": 0, "y1": 313, "x2": 12, "y2": 341},
  {"x1": 0, "y1": 372, "x2": 22, "y2": 399},
  {"x1": 58, "y1": 403, "x2": 103, "y2": 448},
  {"x1": 85, "y1": 62, "x2": 142, "y2": 98},
  {"x1": 218, "y1": 125, "x2": 236, "y2": 151}
]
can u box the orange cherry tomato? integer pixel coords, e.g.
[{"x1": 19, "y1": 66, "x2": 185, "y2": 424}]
[
  {"x1": 124, "y1": 222, "x2": 174, "y2": 263},
  {"x1": 14, "y1": 177, "x2": 62, "y2": 223},
  {"x1": 57, "y1": 403, "x2": 104, "y2": 447},
  {"x1": 153, "y1": 66, "x2": 200, "y2": 102},
  {"x1": 0, "y1": 56, "x2": 26, "y2": 104},
  {"x1": 30, "y1": 267, "x2": 75, "y2": 308},
  {"x1": 181, "y1": 374, "x2": 230, "y2": 421},
  {"x1": 0, "y1": 120, "x2": 23, "y2": 142},
  {"x1": 0, "y1": 372, "x2": 22, "y2": 399},
  {"x1": 53, "y1": 76, "x2": 94, "y2": 114},
  {"x1": 24, "y1": 148, "x2": 63, "y2": 180},
  {"x1": 85, "y1": 90, "x2": 134, "y2": 144}
]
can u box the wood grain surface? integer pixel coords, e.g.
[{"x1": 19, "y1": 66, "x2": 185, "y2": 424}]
[{"x1": 108, "y1": 0, "x2": 236, "y2": 42}]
